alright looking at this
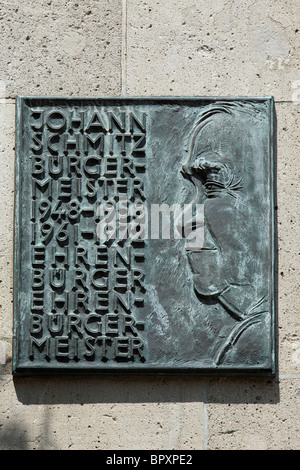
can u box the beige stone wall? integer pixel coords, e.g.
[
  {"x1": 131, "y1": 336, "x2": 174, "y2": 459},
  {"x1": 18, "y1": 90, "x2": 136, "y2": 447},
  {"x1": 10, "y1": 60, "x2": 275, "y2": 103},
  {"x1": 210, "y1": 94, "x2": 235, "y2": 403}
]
[{"x1": 0, "y1": 0, "x2": 299, "y2": 450}]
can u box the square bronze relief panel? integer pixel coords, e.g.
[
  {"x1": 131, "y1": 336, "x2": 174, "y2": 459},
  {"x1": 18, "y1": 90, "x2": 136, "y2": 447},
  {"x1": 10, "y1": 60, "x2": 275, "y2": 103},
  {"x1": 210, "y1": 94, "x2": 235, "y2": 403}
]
[{"x1": 13, "y1": 96, "x2": 276, "y2": 375}]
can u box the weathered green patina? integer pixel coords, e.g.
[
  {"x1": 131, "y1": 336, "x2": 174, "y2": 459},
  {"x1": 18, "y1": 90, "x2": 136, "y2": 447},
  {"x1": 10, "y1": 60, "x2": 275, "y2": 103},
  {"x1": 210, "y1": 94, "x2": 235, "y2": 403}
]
[{"x1": 13, "y1": 96, "x2": 276, "y2": 375}]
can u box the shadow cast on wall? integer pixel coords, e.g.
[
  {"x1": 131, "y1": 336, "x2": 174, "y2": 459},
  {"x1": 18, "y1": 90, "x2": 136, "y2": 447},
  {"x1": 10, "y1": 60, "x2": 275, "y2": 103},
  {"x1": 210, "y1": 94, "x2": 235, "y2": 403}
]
[{"x1": 13, "y1": 374, "x2": 280, "y2": 406}]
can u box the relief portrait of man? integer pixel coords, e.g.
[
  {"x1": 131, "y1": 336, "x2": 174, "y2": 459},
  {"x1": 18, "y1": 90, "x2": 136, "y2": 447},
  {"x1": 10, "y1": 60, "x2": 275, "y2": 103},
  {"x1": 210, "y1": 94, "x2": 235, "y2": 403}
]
[{"x1": 180, "y1": 100, "x2": 274, "y2": 368}]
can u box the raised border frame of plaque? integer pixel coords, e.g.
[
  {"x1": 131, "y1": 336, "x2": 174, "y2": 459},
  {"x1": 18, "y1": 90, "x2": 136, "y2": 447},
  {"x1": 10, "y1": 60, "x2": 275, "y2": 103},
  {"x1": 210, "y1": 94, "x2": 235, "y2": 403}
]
[{"x1": 13, "y1": 96, "x2": 276, "y2": 375}]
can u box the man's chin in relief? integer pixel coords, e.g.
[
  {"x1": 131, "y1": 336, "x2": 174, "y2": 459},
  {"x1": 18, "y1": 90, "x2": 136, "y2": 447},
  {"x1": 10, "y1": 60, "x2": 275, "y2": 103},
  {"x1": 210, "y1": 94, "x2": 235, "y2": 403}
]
[
  {"x1": 186, "y1": 248, "x2": 227, "y2": 298},
  {"x1": 186, "y1": 246, "x2": 267, "y2": 322}
]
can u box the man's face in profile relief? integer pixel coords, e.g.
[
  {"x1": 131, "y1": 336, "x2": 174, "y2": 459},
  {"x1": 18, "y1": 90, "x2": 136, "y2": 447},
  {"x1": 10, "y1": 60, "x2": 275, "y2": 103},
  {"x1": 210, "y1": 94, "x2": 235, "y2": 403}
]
[{"x1": 181, "y1": 103, "x2": 269, "y2": 321}]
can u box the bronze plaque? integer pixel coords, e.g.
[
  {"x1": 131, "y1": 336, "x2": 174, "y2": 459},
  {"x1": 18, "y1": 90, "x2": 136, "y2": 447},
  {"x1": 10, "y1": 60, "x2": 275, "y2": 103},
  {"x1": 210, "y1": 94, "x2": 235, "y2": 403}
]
[{"x1": 13, "y1": 96, "x2": 276, "y2": 375}]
